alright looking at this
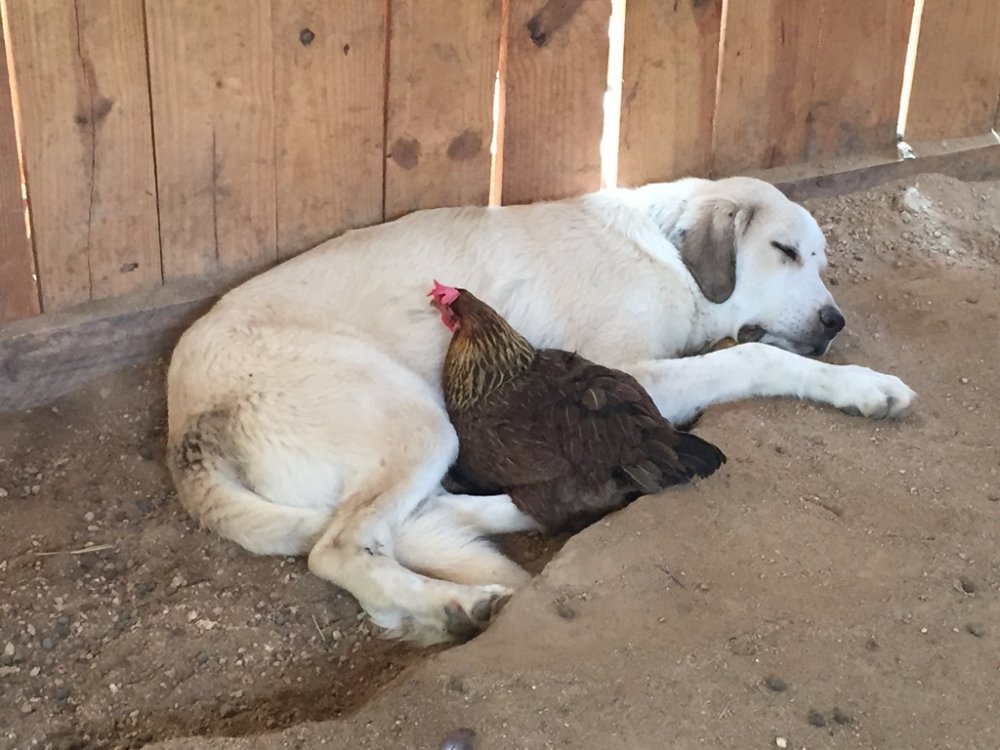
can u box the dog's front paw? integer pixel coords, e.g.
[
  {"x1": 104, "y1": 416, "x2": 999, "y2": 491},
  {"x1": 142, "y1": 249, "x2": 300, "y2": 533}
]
[{"x1": 829, "y1": 366, "x2": 916, "y2": 419}]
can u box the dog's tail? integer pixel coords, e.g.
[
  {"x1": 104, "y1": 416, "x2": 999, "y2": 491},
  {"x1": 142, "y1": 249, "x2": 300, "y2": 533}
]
[
  {"x1": 168, "y1": 411, "x2": 328, "y2": 556},
  {"x1": 393, "y1": 503, "x2": 529, "y2": 589}
]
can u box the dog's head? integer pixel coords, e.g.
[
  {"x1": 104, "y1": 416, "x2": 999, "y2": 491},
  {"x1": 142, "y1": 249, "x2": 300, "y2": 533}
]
[{"x1": 661, "y1": 177, "x2": 843, "y2": 357}]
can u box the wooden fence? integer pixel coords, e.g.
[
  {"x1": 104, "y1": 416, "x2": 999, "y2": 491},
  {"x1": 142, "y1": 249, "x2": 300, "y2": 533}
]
[{"x1": 1, "y1": 0, "x2": 999, "y2": 326}]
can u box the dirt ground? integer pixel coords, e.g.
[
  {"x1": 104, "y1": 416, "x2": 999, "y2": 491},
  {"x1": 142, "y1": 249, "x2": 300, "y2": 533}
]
[{"x1": 1, "y1": 173, "x2": 998, "y2": 750}]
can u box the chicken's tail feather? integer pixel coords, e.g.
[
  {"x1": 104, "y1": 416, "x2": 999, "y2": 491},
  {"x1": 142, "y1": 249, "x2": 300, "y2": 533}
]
[{"x1": 672, "y1": 432, "x2": 727, "y2": 479}]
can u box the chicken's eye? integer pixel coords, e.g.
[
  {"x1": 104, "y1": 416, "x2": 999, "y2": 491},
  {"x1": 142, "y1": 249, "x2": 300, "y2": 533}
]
[{"x1": 771, "y1": 241, "x2": 799, "y2": 262}]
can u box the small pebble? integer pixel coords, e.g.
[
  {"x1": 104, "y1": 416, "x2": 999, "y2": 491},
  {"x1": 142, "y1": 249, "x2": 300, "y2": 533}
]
[
  {"x1": 775, "y1": 738, "x2": 788, "y2": 749},
  {"x1": 966, "y1": 623, "x2": 986, "y2": 638},
  {"x1": 220, "y1": 704, "x2": 239, "y2": 719},
  {"x1": 20, "y1": 703, "x2": 34, "y2": 715},
  {"x1": 832, "y1": 707, "x2": 853, "y2": 725},
  {"x1": 136, "y1": 581, "x2": 155, "y2": 597},
  {"x1": 808, "y1": 709, "x2": 827, "y2": 727},
  {"x1": 41, "y1": 637, "x2": 55, "y2": 651},
  {"x1": 555, "y1": 602, "x2": 576, "y2": 620},
  {"x1": 764, "y1": 676, "x2": 788, "y2": 692},
  {"x1": 959, "y1": 576, "x2": 977, "y2": 594},
  {"x1": 440, "y1": 728, "x2": 476, "y2": 750},
  {"x1": 4, "y1": 642, "x2": 14, "y2": 658},
  {"x1": 54, "y1": 687, "x2": 70, "y2": 701},
  {"x1": 196, "y1": 652, "x2": 210, "y2": 665}
]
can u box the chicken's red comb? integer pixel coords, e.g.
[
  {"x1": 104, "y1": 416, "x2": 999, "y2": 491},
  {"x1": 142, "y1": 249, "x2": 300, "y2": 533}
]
[{"x1": 428, "y1": 280, "x2": 460, "y2": 305}]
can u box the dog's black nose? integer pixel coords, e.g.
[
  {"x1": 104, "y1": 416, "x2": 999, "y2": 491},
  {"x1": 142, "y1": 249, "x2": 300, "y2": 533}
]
[{"x1": 819, "y1": 305, "x2": 845, "y2": 333}]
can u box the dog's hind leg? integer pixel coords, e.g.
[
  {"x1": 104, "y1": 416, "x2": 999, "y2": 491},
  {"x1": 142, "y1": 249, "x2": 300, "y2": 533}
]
[
  {"x1": 392, "y1": 495, "x2": 533, "y2": 588},
  {"x1": 306, "y1": 426, "x2": 519, "y2": 643},
  {"x1": 308, "y1": 486, "x2": 517, "y2": 643},
  {"x1": 427, "y1": 492, "x2": 540, "y2": 535}
]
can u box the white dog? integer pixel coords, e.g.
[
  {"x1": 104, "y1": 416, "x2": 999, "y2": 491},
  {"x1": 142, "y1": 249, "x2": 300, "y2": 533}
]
[{"x1": 166, "y1": 176, "x2": 915, "y2": 643}]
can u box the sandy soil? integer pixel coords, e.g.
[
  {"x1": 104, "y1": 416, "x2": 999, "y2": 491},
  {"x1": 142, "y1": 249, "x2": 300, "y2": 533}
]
[{"x1": 1, "y1": 173, "x2": 998, "y2": 750}]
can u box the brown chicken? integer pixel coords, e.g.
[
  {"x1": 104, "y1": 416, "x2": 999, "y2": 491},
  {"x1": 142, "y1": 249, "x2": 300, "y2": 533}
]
[{"x1": 429, "y1": 281, "x2": 726, "y2": 534}]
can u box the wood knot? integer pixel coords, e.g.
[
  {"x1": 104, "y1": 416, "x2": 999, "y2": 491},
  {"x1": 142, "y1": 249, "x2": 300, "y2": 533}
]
[
  {"x1": 390, "y1": 138, "x2": 421, "y2": 170},
  {"x1": 74, "y1": 97, "x2": 114, "y2": 127},
  {"x1": 299, "y1": 28, "x2": 315, "y2": 46},
  {"x1": 446, "y1": 130, "x2": 482, "y2": 161},
  {"x1": 526, "y1": 0, "x2": 584, "y2": 47}
]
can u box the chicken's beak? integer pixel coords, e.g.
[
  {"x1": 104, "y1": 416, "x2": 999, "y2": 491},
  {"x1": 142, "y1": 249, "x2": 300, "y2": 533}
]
[{"x1": 431, "y1": 299, "x2": 460, "y2": 334}]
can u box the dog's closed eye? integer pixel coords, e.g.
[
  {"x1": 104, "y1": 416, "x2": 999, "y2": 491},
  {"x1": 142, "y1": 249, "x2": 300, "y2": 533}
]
[{"x1": 771, "y1": 241, "x2": 799, "y2": 262}]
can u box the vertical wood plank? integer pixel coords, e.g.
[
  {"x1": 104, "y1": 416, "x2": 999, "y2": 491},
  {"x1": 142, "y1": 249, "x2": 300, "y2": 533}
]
[
  {"x1": 384, "y1": 0, "x2": 501, "y2": 220},
  {"x1": 617, "y1": 0, "x2": 722, "y2": 187},
  {"x1": 808, "y1": 0, "x2": 912, "y2": 159},
  {"x1": 0, "y1": 26, "x2": 38, "y2": 323},
  {"x1": 147, "y1": 0, "x2": 276, "y2": 282},
  {"x1": 5, "y1": 0, "x2": 160, "y2": 312},
  {"x1": 714, "y1": 0, "x2": 911, "y2": 175},
  {"x1": 712, "y1": 0, "x2": 823, "y2": 175},
  {"x1": 906, "y1": 0, "x2": 1000, "y2": 141},
  {"x1": 273, "y1": 1, "x2": 386, "y2": 258},
  {"x1": 502, "y1": 0, "x2": 611, "y2": 205}
]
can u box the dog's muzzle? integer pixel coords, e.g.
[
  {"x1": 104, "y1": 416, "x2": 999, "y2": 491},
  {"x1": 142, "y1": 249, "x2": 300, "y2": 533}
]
[{"x1": 738, "y1": 305, "x2": 845, "y2": 358}]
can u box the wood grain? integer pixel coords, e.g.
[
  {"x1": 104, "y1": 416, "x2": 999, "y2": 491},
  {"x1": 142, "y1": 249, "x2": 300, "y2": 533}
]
[
  {"x1": 4, "y1": 0, "x2": 160, "y2": 311},
  {"x1": 906, "y1": 0, "x2": 1000, "y2": 140},
  {"x1": 385, "y1": 0, "x2": 501, "y2": 220},
  {"x1": 808, "y1": 0, "x2": 912, "y2": 159},
  {"x1": 713, "y1": 0, "x2": 911, "y2": 175},
  {"x1": 273, "y1": 0, "x2": 386, "y2": 258},
  {"x1": 713, "y1": 0, "x2": 821, "y2": 175},
  {"x1": 0, "y1": 27, "x2": 38, "y2": 323},
  {"x1": 617, "y1": 0, "x2": 722, "y2": 187},
  {"x1": 147, "y1": 0, "x2": 276, "y2": 280},
  {"x1": 501, "y1": 0, "x2": 612, "y2": 204}
]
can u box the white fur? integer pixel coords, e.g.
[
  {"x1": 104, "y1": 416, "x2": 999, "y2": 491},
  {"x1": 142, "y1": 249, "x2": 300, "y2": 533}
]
[{"x1": 166, "y1": 176, "x2": 916, "y2": 643}]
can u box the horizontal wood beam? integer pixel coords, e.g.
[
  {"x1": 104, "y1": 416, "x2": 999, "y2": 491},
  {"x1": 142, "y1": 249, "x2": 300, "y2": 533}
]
[
  {"x1": 0, "y1": 279, "x2": 222, "y2": 412},
  {"x1": 3, "y1": 142, "x2": 1000, "y2": 413},
  {"x1": 756, "y1": 142, "x2": 1000, "y2": 202}
]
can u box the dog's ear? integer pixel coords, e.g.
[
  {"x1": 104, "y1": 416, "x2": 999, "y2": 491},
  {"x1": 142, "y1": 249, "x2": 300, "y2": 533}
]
[{"x1": 667, "y1": 200, "x2": 756, "y2": 304}]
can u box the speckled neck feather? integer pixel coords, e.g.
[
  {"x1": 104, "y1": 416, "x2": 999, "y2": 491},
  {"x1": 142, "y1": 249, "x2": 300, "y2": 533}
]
[{"x1": 443, "y1": 292, "x2": 536, "y2": 412}]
